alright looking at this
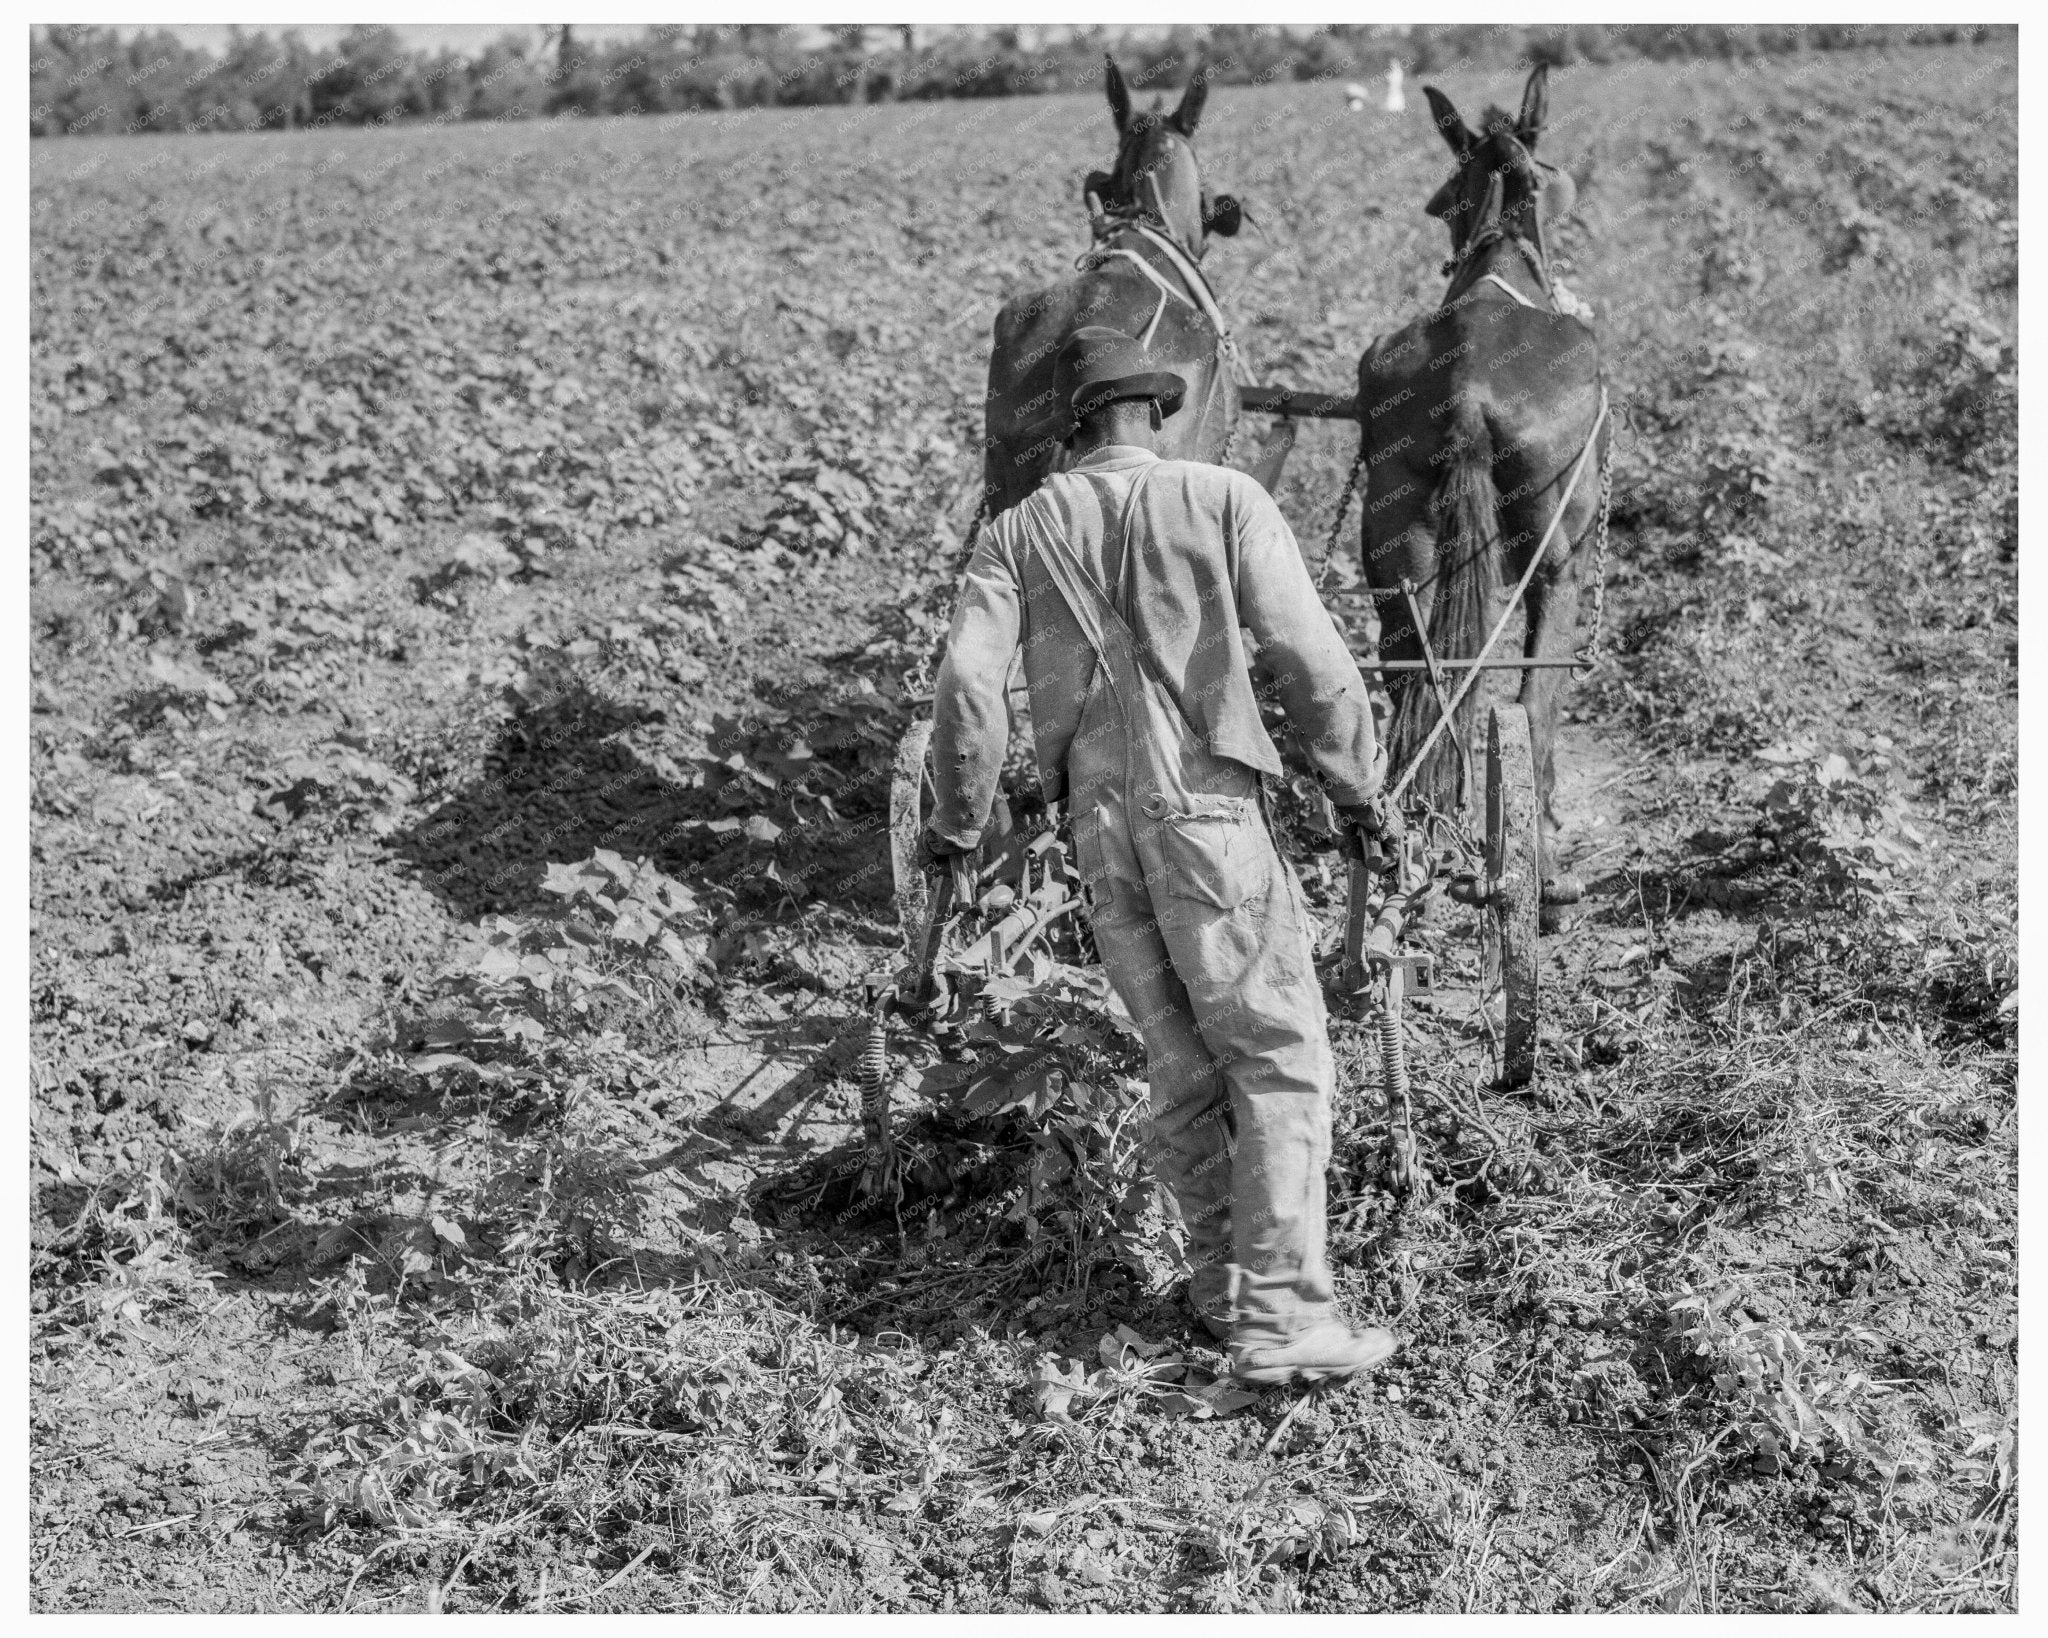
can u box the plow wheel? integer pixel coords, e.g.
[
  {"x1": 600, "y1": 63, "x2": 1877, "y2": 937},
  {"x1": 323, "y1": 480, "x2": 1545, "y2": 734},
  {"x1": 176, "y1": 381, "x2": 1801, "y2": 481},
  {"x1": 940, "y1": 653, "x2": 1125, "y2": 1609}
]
[{"x1": 1483, "y1": 702, "x2": 1541, "y2": 1088}]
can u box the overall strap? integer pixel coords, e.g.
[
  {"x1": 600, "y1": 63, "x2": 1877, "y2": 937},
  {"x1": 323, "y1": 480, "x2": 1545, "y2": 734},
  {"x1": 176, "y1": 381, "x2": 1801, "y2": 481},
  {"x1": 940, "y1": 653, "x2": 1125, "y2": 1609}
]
[{"x1": 1020, "y1": 470, "x2": 1202, "y2": 743}]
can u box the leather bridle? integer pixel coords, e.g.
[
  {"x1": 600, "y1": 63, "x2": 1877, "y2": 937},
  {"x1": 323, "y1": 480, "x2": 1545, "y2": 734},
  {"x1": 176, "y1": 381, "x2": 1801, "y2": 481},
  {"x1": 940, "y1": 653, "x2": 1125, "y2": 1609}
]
[{"x1": 1437, "y1": 152, "x2": 1568, "y2": 313}]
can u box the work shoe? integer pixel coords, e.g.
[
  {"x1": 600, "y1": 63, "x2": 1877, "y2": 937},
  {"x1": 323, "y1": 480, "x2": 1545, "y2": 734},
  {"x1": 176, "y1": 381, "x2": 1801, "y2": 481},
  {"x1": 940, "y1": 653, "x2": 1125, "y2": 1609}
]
[
  {"x1": 1230, "y1": 1322, "x2": 1400, "y2": 1386},
  {"x1": 1184, "y1": 1267, "x2": 1233, "y2": 1342},
  {"x1": 1187, "y1": 1285, "x2": 1231, "y2": 1343}
]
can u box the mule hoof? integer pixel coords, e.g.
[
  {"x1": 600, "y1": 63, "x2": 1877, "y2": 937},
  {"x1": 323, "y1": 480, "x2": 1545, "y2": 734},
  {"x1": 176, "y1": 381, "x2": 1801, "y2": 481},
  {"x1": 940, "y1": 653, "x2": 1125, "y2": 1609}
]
[{"x1": 1541, "y1": 873, "x2": 1585, "y2": 906}]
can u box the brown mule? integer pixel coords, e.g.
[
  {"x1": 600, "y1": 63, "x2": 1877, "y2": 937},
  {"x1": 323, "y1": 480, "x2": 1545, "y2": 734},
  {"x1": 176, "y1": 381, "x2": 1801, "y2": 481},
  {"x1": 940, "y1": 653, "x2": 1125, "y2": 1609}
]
[
  {"x1": 981, "y1": 55, "x2": 1288, "y2": 521},
  {"x1": 1355, "y1": 64, "x2": 1608, "y2": 897}
]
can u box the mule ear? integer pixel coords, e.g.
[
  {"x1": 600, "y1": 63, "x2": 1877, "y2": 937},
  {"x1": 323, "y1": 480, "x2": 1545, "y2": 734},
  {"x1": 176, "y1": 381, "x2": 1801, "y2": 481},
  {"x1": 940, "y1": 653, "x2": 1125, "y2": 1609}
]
[
  {"x1": 1516, "y1": 62, "x2": 1549, "y2": 150},
  {"x1": 1424, "y1": 86, "x2": 1475, "y2": 160},
  {"x1": 1171, "y1": 62, "x2": 1209, "y2": 137},
  {"x1": 1104, "y1": 54, "x2": 1131, "y2": 135}
]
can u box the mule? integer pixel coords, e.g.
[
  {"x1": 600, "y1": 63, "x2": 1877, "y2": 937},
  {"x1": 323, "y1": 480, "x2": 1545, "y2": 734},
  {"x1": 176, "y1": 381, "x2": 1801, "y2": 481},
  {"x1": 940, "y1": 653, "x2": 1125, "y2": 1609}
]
[
  {"x1": 1356, "y1": 63, "x2": 1608, "y2": 895},
  {"x1": 982, "y1": 56, "x2": 1288, "y2": 520}
]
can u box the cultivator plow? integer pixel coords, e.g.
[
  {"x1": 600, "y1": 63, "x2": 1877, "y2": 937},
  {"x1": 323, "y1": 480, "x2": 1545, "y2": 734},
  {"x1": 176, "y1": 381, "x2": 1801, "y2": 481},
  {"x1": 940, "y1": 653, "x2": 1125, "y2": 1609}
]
[{"x1": 855, "y1": 719, "x2": 1089, "y2": 1202}]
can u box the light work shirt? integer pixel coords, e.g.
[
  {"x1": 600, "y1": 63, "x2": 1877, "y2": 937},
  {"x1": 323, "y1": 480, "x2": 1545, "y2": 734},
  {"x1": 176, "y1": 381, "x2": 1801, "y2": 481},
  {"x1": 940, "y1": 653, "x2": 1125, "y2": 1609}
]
[{"x1": 932, "y1": 445, "x2": 1386, "y2": 847}]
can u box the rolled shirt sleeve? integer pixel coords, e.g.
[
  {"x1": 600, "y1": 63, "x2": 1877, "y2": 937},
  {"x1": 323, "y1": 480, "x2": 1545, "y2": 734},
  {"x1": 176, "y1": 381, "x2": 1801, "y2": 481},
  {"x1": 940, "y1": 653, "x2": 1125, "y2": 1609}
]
[
  {"x1": 1230, "y1": 480, "x2": 1387, "y2": 805},
  {"x1": 931, "y1": 525, "x2": 1023, "y2": 849}
]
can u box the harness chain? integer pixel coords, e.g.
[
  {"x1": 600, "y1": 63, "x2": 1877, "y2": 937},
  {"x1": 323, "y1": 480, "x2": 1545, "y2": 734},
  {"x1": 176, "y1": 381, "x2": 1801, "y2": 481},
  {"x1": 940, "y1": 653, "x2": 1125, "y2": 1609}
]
[
  {"x1": 1316, "y1": 441, "x2": 1368, "y2": 592},
  {"x1": 959, "y1": 495, "x2": 989, "y2": 566}
]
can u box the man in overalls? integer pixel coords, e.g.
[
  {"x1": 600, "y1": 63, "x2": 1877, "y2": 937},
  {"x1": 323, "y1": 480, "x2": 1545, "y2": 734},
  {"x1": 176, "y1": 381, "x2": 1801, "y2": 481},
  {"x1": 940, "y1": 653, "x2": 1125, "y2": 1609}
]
[{"x1": 929, "y1": 327, "x2": 1399, "y2": 1385}]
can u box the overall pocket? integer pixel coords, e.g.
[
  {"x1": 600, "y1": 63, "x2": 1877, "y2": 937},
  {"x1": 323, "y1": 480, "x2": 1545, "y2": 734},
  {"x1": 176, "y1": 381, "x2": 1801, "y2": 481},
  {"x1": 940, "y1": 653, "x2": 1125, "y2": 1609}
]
[
  {"x1": 1143, "y1": 793, "x2": 1263, "y2": 910},
  {"x1": 1070, "y1": 805, "x2": 1115, "y2": 917}
]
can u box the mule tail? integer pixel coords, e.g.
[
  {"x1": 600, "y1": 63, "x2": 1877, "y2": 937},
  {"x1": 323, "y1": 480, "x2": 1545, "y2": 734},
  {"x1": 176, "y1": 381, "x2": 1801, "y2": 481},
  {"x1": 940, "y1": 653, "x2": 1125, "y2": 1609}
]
[{"x1": 1386, "y1": 443, "x2": 1503, "y2": 815}]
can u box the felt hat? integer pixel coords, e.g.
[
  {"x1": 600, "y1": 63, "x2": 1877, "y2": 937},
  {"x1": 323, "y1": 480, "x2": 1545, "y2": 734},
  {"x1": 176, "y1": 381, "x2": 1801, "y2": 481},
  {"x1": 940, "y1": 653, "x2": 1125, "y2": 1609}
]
[{"x1": 1054, "y1": 326, "x2": 1187, "y2": 433}]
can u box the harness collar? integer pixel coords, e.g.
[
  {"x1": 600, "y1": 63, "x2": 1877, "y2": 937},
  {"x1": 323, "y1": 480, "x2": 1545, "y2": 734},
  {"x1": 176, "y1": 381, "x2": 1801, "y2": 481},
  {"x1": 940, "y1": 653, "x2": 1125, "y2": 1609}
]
[
  {"x1": 1079, "y1": 219, "x2": 1244, "y2": 379},
  {"x1": 1440, "y1": 230, "x2": 1554, "y2": 315},
  {"x1": 1479, "y1": 272, "x2": 1540, "y2": 308}
]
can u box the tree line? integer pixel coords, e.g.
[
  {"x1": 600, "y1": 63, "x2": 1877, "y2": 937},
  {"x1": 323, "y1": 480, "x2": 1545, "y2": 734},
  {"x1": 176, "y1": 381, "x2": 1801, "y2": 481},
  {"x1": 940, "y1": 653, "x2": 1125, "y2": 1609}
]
[{"x1": 31, "y1": 22, "x2": 2011, "y2": 139}]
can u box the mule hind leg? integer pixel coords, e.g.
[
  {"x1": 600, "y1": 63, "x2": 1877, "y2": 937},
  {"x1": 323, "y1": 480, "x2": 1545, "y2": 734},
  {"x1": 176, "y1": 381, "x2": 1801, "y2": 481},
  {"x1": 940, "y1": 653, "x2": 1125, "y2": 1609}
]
[{"x1": 1515, "y1": 560, "x2": 1584, "y2": 904}]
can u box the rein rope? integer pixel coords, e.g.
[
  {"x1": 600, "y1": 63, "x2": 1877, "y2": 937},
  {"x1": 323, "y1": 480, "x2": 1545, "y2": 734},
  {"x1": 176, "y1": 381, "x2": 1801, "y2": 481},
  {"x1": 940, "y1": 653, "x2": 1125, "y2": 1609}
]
[{"x1": 1573, "y1": 427, "x2": 1614, "y2": 677}]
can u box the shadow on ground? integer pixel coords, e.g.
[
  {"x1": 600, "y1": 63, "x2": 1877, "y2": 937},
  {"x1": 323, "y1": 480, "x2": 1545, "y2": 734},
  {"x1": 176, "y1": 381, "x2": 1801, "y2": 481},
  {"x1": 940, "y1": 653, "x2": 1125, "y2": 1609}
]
[{"x1": 388, "y1": 678, "x2": 682, "y2": 920}]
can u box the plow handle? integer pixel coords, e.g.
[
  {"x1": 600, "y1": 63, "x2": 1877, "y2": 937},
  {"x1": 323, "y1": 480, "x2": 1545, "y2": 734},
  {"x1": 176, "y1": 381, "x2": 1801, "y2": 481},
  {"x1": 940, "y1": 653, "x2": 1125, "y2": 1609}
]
[
  {"x1": 906, "y1": 854, "x2": 975, "y2": 1011},
  {"x1": 1338, "y1": 799, "x2": 1413, "y2": 1000},
  {"x1": 1341, "y1": 846, "x2": 1374, "y2": 1000}
]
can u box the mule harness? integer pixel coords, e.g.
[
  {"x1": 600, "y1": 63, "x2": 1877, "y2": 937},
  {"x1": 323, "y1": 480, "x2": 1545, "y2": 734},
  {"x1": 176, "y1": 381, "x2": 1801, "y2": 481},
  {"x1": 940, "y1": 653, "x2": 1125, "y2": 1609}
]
[
  {"x1": 1441, "y1": 227, "x2": 1593, "y2": 321},
  {"x1": 1073, "y1": 196, "x2": 1254, "y2": 466},
  {"x1": 1079, "y1": 180, "x2": 1255, "y2": 387}
]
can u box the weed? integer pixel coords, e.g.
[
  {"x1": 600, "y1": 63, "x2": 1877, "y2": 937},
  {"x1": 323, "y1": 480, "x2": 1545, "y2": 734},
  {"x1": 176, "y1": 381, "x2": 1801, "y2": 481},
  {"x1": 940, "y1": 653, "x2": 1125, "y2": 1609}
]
[
  {"x1": 1753, "y1": 738, "x2": 1926, "y2": 917},
  {"x1": 1664, "y1": 1288, "x2": 1893, "y2": 1474}
]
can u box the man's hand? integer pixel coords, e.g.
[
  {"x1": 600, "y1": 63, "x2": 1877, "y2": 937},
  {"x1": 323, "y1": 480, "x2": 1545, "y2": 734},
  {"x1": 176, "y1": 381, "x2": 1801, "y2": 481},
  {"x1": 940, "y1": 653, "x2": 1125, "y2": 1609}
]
[
  {"x1": 1336, "y1": 794, "x2": 1402, "y2": 843},
  {"x1": 921, "y1": 826, "x2": 978, "y2": 907},
  {"x1": 921, "y1": 825, "x2": 974, "y2": 867}
]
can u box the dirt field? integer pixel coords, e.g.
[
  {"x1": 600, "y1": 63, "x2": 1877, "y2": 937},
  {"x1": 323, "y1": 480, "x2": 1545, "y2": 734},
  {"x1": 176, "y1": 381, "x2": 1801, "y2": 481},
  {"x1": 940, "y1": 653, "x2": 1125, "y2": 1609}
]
[{"x1": 30, "y1": 45, "x2": 2016, "y2": 1612}]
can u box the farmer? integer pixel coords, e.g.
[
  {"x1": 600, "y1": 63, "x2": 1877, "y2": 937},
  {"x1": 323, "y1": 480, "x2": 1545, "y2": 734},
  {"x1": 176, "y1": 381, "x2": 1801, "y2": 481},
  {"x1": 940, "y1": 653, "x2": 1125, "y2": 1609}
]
[{"x1": 928, "y1": 326, "x2": 1399, "y2": 1385}]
